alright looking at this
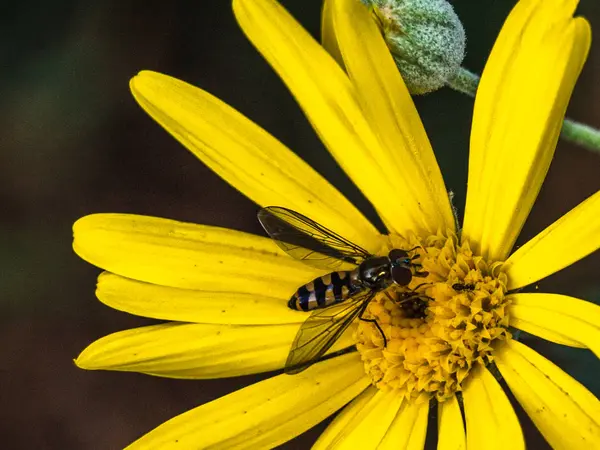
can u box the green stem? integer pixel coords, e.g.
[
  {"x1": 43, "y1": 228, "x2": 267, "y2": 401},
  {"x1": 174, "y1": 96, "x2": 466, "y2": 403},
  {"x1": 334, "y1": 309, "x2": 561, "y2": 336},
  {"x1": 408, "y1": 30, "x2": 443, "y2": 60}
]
[
  {"x1": 447, "y1": 67, "x2": 600, "y2": 154},
  {"x1": 447, "y1": 67, "x2": 480, "y2": 96}
]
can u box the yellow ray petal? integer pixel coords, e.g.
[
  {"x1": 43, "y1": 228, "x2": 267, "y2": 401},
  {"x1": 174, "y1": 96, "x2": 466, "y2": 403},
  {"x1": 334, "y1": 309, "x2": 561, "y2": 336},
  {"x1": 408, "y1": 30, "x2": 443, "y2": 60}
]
[
  {"x1": 463, "y1": 364, "x2": 524, "y2": 450},
  {"x1": 495, "y1": 339, "x2": 600, "y2": 449},
  {"x1": 504, "y1": 190, "x2": 600, "y2": 289},
  {"x1": 377, "y1": 400, "x2": 428, "y2": 450},
  {"x1": 332, "y1": 0, "x2": 455, "y2": 235},
  {"x1": 130, "y1": 71, "x2": 381, "y2": 253},
  {"x1": 125, "y1": 352, "x2": 369, "y2": 449},
  {"x1": 312, "y1": 387, "x2": 376, "y2": 449},
  {"x1": 96, "y1": 272, "x2": 305, "y2": 324},
  {"x1": 463, "y1": 0, "x2": 591, "y2": 261},
  {"x1": 73, "y1": 214, "x2": 320, "y2": 298},
  {"x1": 437, "y1": 395, "x2": 466, "y2": 450},
  {"x1": 321, "y1": 0, "x2": 343, "y2": 67},
  {"x1": 76, "y1": 322, "x2": 294, "y2": 377},
  {"x1": 508, "y1": 318, "x2": 583, "y2": 348},
  {"x1": 314, "y1": 389, "x2": 428, "y2": 449},
  {"x1": 75, "y1": 321, "x2": 356, "y2": 378},
  {"x1": 313, "y1": 388, "x2": 402, "y2": 449},
  {"x1": 233, "y1": 0, "x2": 424, "y2": 236},
  {"x1": 508, "y1": 293, "x2": 600, "y2": 354}
]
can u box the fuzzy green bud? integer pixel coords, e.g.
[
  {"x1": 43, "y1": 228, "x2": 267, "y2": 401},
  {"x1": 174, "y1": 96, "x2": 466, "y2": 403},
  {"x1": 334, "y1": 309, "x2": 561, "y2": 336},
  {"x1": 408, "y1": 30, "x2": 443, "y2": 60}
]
[{"x1": 362, "y1": 0, "x2": 466, "y2": 95}]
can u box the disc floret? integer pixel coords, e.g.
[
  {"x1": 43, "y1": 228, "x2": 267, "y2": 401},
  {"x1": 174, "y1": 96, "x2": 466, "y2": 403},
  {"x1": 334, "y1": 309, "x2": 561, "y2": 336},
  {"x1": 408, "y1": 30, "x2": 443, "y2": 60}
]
[{"x1": 356, "y1": 232, "x2": 511, "y2": 402}]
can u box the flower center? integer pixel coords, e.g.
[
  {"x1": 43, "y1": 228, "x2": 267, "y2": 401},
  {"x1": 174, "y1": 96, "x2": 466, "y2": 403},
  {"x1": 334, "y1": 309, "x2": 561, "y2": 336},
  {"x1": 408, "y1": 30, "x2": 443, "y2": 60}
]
[{"x1": 355, "y1": 232, "x2": 511, "y2": 403}]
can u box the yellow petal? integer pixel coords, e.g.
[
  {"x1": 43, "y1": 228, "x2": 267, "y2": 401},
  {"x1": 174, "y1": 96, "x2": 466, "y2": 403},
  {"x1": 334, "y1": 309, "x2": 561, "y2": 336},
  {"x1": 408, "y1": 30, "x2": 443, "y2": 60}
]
[
  {"x1": 495, "y1": 339, "x2": 600, "y2": 449},
  {"x1": 75, "y1": 321, "x2": 356, "y2": 378},
  {"x1": 233, "y1": 0, "x2": 418, "y2": 236},
  {"x1": 508, "y1": 317, "x2": 583, "y2": 348},
  {"x1": 73, "y1": 214, "x2": 320, "y2": 298},
  {"x1": 508, "y1": 293, "x2": 600, "y2": 354},
  {"x1": 504, "y1": 190, "x2": 600, "y2": 289},
  {"x1": 313, "y1": 387, "x2": 376, "y2": 449},
  {"x1": 463, "y1": 0, "x2": 591, "y2": 261},
  {"x1": 125, "y1": 352, "x2": 369, "y2": 449},
  {"x1": 313, "y1": 388, "x2": 402, "y2": 449},
  {"x1": 437, "y1": 395, "x2": 466, "y2": 450},
  {"x1": 314, "y1": 388, "x2": 428, "y2": 449},
  {"x1": 76, "y1": 322, "x2": 293, "y2": 377},
  {"x1": 377, "y1": 400, "x2": 428, "y2": 450},
  {"x1": 130, "y1": 71, "x2": 381, "y2": 253},
  {"x1": 332, "y1": 0, "x2": 455, "y2": 235},
  {"x1": 321, "y1": 0, "x2": 343, "y2": 67},
  {"x1": 463, "y1": 364, "x2": 524, "y2": 450},
  {"x1": 97, "y1": 272, "x2": 305, "y2": 324}
]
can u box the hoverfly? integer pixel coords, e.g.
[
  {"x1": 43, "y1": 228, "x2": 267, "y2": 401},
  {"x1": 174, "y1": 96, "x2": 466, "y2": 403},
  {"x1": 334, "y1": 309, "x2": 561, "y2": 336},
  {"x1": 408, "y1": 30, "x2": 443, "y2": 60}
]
[{"x1": 258, "y1": 206, "x2": 429, "y2": 374}]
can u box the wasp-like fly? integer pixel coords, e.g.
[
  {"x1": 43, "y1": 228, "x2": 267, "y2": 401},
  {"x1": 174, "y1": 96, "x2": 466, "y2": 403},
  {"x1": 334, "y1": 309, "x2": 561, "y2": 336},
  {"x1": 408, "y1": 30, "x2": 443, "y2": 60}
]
[{"x1": 258, "y1": 206, "x2": 429, "y2": 374}]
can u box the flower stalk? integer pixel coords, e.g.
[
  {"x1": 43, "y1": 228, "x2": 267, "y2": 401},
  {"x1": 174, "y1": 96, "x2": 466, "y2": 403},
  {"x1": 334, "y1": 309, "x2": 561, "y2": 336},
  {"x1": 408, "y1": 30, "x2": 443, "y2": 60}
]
[{"x1": 448, "y1": 67, "x2": 600, "y2": 154}]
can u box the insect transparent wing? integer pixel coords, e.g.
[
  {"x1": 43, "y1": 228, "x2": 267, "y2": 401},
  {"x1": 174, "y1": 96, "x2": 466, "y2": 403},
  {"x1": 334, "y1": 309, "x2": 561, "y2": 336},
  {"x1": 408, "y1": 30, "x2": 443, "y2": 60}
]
[
  {"x1": 258, "y1": 206, "x2": 371, "y2": 271},
  {"x1": 284, "y1": 289, "x2": 375, "y2": 374}
]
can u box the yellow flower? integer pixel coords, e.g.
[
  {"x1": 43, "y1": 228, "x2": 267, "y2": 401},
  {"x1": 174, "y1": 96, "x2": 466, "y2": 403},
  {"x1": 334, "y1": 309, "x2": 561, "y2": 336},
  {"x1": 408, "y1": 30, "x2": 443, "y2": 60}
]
[{"x1": 73, "y1": 0, "x2": 599, "y2": 448}]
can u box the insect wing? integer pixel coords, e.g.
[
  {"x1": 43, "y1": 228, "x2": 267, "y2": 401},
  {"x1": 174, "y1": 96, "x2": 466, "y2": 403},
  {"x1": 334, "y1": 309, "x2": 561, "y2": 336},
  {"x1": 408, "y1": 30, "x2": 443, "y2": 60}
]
[
  {"x1": 285, "y1": 289, "x2": 375, "y2": 374},
  {"x1": 258, "y1": 206, "x2": 371, "y2": 271}
]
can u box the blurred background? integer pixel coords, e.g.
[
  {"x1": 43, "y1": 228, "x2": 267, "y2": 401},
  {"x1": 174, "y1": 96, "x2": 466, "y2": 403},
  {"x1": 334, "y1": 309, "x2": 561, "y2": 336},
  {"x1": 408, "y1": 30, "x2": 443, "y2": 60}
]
[{"x1": 1, "y1": 0, "x2": 599, "y2": 448}]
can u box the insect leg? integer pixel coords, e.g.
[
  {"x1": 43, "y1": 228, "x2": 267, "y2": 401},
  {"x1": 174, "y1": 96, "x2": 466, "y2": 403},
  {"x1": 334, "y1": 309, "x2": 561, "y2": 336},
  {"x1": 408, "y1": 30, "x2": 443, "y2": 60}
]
[
  {"x1": 384, "y1": 291, "x2": 395, "y2": 303},
  {"x1": 396, "y1": 292, "x2": 433, "y2": 304},
  {"x1": 406, "y1": 246, "x2": 425, "y2": 255},
  {"x1": 359, "y1": 311, "x2": 388, "y2": 348},
  {"x1": 405, "y1": 247, "x2": 429, "y2": 277},
  {"x1": 387, "y1": 288, "x2": 433, "y2": 305}
]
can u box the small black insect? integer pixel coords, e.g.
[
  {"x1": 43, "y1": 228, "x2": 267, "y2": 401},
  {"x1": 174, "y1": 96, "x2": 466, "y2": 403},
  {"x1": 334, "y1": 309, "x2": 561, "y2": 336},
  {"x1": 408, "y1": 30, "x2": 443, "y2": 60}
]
[
  {"x1": 452, "y1": 282, "x2": 476, "y2": 292},
  {"x1": 258, "y1": 206, "x2": 429, "y2": 374}
]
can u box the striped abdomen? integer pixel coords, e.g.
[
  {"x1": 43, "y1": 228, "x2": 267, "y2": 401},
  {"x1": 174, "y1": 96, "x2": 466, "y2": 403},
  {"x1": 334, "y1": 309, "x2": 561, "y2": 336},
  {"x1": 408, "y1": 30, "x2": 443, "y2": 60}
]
[{"x1": 288, "y1": 271, "x2": 360, "y2": 311}]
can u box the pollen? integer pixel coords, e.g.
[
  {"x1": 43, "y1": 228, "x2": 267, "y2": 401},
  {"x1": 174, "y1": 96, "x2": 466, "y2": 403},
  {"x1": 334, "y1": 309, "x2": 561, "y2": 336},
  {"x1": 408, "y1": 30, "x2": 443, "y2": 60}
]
[{"x1": 355, "y1": 231, "x2": 511, "y2": 403}]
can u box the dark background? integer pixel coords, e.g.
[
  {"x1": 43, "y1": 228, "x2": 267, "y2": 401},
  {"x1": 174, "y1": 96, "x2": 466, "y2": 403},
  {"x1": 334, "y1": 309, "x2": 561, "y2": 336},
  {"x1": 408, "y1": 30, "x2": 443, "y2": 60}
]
[{"x1": 1, "y1": 0, "x2": 599, "y2": 448}]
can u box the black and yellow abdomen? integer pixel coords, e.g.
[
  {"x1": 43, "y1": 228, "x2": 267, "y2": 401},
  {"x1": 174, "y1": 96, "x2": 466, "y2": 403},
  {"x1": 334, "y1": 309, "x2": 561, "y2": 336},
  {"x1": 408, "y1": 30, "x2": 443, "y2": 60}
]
[{"x1": 288, "y1": 271, "x2": 360, "y2": 311}]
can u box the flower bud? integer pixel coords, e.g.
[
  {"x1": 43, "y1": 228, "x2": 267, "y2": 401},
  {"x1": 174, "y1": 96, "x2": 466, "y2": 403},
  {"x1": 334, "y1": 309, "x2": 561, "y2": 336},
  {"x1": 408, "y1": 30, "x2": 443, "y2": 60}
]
[{"x1": 362, "y1": 0, "x2": 466, "y2": 94}]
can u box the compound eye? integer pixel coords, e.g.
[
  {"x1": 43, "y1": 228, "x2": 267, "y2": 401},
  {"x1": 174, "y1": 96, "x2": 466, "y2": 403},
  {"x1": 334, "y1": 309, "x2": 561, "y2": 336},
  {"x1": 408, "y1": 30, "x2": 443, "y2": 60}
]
[
  {"x1": 388, "y1": 249, "x2": 409, "y2": 264},
  {"x1": 391, "y1": 265, "x2": 412, "y2": 286}
]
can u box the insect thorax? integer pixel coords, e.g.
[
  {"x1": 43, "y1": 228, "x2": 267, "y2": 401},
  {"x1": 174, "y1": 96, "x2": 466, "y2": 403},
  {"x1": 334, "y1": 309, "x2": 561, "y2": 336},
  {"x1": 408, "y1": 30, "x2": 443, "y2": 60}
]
[{"x1": 358, "y1": 256, "x2": 393, "y2": 288}]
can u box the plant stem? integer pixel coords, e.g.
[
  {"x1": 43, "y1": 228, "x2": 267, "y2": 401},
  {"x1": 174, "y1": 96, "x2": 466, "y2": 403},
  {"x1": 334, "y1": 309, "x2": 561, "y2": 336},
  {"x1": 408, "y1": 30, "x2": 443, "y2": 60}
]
[
  {"x1": 447, "y1": 67, "x2": 600, "y2": 154},
  {"x1": 447, "y1": 67, "x2": 480, "y2": 96}
]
